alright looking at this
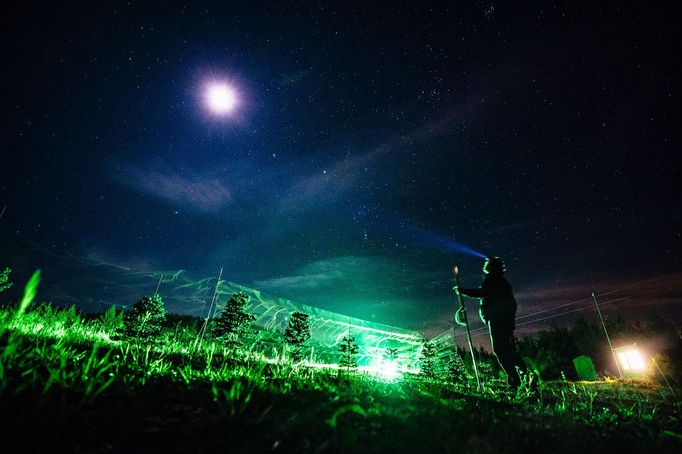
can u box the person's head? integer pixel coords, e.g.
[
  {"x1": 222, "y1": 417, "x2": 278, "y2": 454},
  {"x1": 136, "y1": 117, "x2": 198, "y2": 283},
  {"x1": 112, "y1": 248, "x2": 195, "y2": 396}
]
[{"x1": 483, "y1": 256, "x2": 505, "y2": 275}]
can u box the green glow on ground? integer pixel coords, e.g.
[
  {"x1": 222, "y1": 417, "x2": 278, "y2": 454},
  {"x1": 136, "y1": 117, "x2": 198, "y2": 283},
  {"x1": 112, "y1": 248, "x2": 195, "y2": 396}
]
[{"x1": 375, "y1": 359, "x2": 402, "y2": 381}]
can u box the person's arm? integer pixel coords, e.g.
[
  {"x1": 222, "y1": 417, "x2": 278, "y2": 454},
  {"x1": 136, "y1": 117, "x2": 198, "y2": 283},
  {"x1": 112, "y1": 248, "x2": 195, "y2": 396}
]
[{"x1": 457, "y1": 286, "x2": 486, "y2": 298}]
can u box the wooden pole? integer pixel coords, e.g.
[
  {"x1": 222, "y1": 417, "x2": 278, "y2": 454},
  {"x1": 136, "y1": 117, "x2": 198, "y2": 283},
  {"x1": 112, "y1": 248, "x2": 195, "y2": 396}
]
[
  {"x1": 592, "y1": 292, "x2": 623, "y2": 378},
  {"x1": 454, "y1": 266, "x2": 481, "y2": 391}
]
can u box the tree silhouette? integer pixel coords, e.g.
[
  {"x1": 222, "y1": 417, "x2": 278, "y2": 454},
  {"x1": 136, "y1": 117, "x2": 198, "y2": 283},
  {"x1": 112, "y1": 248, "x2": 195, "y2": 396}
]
[
  {"x1": 124, "y1": 294, "x2": 166, "y2": 339},
  {"x1": 385, "y1": 346, "x2": 399, "y2": 361},
  {"x1": 419, "y1": 339, "x2": 437, "y2": 378},
  {"x1": 338, "y1": 334, "x2": 360, "y2": 372},
  {"x1": 445, "y1": 346, "x2": 470, "y2": 383},
  {"x1": 212, "y1": 292, "x2": 256, "y2": 347},
  {"x1": 284, "y1": 312, "x2": 311, "y2": 363}
]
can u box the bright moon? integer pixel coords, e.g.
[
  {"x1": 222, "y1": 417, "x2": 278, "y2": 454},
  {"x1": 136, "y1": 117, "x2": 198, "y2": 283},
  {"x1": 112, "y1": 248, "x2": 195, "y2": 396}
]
[{"x1": 205, "y1": 84, "x2": 237, "y2": 114}]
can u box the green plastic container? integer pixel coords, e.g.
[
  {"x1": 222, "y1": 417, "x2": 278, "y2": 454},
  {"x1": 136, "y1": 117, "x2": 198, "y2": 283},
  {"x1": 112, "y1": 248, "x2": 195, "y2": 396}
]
[{"x1": 573, "y1": 355, "x2": 597, "y2": 381}]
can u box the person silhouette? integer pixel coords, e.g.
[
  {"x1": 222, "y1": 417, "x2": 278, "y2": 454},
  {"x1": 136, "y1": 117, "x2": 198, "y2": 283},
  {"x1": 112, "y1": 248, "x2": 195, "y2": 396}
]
[{"x1": 455, "y1": 257, "x2": 529, "y2": 390}]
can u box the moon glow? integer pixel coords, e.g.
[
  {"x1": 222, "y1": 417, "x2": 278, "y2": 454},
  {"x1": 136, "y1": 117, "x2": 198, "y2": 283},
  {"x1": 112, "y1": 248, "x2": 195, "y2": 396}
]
[{"x1": 205, "y1": 83, "x2": 237, "y2": 114}]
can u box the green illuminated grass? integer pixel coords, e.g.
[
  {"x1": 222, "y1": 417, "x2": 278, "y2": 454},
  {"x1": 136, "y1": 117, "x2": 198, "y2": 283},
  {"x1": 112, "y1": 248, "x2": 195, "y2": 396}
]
[{"x1": 0, "y1": 297, "x2": 680, "y2": 452}]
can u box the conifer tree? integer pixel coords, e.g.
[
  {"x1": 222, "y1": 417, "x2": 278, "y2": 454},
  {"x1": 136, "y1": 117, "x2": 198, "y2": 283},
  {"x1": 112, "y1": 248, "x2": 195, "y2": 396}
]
[
  {"x1": 338, "y1": 334, "x2": 360, "y2": 372},
  {"x1": 419, "y1": 339, "x2": 437, "y2": 378},
  {"x1": 212, "y1": 291, "x2": 256, "y2": 347},
  {"x1": 124, "y1": 294, "x2": 166, "y2": 339},
  {"x1": 446, "y1": 346, "x2": 470, "y2": 383},
  {"x1": 385, "y1": 346, "x2": 399, "y2": 362},
  {"x1": 0, "y1": 267, "x2": 12, "y2": 293},
  {"x1": 384, "y1": 346, "x2": 400, "y2": 370},
  {"x1": 283, "y1": 312, "x2": 311, "y2": 363}
]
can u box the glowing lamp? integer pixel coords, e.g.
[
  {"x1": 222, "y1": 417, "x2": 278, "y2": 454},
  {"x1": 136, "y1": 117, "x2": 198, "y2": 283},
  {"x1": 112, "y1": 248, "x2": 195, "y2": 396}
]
[{"x1": 614, "y1": 345, "x2": 646, "y2": 373}]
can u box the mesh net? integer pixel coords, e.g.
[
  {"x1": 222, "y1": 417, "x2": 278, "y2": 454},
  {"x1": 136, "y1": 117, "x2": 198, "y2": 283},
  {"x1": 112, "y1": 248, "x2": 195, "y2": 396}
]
[
  {"x1": 211, "y1": 282, "x2": 423, "y2": 370},
  {"x1": 0, "y1": 242, "x2": 425, "y2": 372}
]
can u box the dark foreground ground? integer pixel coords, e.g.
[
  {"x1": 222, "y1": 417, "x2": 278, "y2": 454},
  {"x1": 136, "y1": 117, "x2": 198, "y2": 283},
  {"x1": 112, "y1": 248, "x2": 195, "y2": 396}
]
[{"x1": 2, "y1": 375, "x2": 681, "y2": 453}]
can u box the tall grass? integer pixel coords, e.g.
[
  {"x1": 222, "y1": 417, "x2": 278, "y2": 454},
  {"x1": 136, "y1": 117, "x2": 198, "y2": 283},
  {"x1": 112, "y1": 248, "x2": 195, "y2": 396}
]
[{"x1": 0, "y1": 272, "x2": 680, "y2": 452}]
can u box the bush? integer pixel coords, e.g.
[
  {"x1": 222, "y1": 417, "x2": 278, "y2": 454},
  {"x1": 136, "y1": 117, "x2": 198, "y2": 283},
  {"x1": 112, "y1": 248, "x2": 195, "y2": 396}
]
[
  {"x1": 649, "y1": 353, "x2": 677, "y2": 385},
  {"x1": 123, "y1": 294, "x2": 166, "y2": 339},
  {"x1": 0, "y1": 267, "x2": 12, "y2": 293},
  {"x1": 517, "y1": 327, "x2": 579, "y2": 380},
  {"x1": 98, "y1": 306, "x2": 125, "y2": 339}
]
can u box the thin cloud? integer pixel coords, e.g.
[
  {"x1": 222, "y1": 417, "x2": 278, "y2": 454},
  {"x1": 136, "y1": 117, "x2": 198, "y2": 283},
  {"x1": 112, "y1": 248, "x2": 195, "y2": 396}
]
[
  {"x1": 280, "y1": 70, "x2": 310, "y2": 86},
  {"x1": 119, "y1": 165, "x2": 232, "y2": 212},
  {"x1": 253, "y1": 255, "x2": 438, "y2": 294},
  {"x1": 253, "y1": 272, "x2": 341, "y2": 290},
  {"x1": 254, "y1": 256, "x2": 376, "y2": 290},
  {"x1": 277, "y1": 149, "x2": 381, "y2": 213},
  {"x1": 277, "y1": 92, "x2": 490, "y2": 214}
]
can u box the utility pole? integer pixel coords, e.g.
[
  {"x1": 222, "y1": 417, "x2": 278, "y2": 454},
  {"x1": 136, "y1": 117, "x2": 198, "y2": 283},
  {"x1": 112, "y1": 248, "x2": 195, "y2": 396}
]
[{"x1": 592, "y1": 292, "x2": 623, "y2": 378}]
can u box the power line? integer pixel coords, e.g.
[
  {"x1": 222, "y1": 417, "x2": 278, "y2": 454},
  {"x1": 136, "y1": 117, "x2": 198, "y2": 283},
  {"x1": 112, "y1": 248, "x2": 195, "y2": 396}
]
[
  {"x1": 514, "y1": 273, "x2": 673, "y2": 321},
  {"x1": 453, "y1": 290, "x2": 661, "y2": 339},
  {"x1": 515, "y1": 285, "x2": 635, "y2": 321},
  {"x1": 514, "y1": 295, "x2": 633, "y2": 329}
]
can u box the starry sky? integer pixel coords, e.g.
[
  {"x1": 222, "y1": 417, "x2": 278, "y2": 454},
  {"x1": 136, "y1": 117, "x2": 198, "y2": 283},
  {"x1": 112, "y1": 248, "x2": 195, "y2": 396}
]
[{"x1": 1, "y1": 1, "x2": 680, "y2": 339}]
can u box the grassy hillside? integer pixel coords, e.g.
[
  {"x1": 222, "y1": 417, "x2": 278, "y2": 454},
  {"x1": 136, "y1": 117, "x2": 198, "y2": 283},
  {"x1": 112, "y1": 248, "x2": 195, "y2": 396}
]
[{"x1": 0, "y1": 275, "x2": 680, "y2": 453}]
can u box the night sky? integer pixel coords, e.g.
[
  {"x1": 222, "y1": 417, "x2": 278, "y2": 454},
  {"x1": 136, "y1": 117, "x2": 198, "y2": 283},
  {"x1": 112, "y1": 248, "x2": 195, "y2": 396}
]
[{"x1": 1, "y1": 2, "x2": 680, "y2": 339}]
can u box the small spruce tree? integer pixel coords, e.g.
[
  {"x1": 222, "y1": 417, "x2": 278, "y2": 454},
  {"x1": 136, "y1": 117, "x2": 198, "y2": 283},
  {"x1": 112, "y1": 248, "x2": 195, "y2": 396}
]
[
  {"x1": 212, "y1": 291, "x2": 256, "y2": 347},
  {"x1": 419, "y1": 339, "x2": 437, "y2": 378},
  {"x1": 123, "y1": 294, "x2": 167, "y2": 339},
  {"x1": 0, "y1": 267, "x2": 12, "y2": 293},
  {"x1": 338, "y1": 334, "x2": 360, "y2": 372},
  {"x1": 379, "y1": 346, "x2": 401, "y2": 378},
  {"x1": 446, "y1": 346, "x2": 470, "y2": 384},
  {"x1": 384, "y1": 346, "x2": 400, "y2": 369},
  {"x1": 385, "y1": 346, "x2": 399, "y2": 362},
  {"x1": 283, "y1": 312, "x2": 311, "y2": 363}
]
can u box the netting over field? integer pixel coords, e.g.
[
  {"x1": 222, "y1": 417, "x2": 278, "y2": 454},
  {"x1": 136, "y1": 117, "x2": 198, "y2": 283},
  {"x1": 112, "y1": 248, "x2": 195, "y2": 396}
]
[
  {"x1": 427, "y1": 328, "x2": 468, "y2": 375},
  {"x1": 5, "y1": 245, "x2": 425, "y2": 371},
  {"x1": 208, "y1": 282, "x2": 423, "y2": 370}
]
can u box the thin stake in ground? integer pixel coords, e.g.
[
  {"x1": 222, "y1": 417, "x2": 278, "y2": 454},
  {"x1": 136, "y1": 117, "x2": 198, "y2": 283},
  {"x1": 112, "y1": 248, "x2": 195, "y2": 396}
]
[
  {"x1": 196, "y1": 267, "x2": 223, "y2": 349},
  {"x1": 454, "y1": 265, "x2": 481, "y2": 391}
]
